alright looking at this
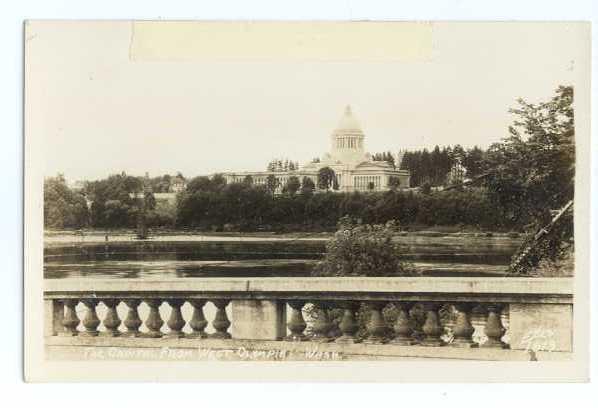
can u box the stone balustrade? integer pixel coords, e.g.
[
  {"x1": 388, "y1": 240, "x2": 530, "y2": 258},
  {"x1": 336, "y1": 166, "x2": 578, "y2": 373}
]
[{"x1": 44, "y1": 277, "x2": 573, "y2": 361}]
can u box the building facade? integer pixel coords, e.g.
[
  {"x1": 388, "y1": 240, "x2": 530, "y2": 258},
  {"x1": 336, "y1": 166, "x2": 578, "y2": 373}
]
[
  {"x1": 170, "y1": 175, "x2": 187, "y2": 193},
  {"x1": 446, "y1": 160, "x2": 467, "y2": 186},
  {"x1": 223, "y1": 106, "x2": 410, "y2": 193}
]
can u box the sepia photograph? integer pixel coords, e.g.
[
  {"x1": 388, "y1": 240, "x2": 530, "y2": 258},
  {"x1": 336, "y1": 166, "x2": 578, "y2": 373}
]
[{"x1": 23, "y1": 20, "x2": 590, "y2": 382}]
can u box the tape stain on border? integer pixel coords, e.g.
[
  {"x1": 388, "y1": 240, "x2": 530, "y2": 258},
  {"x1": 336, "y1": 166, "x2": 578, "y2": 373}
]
[{"x1": 129, "y1": 21, "x2": 434, "y2": 62}]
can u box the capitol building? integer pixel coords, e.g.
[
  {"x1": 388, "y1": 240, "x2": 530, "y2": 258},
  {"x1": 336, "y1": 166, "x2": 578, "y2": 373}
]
[{"x1": 223, "y1": 106, "x2": 410, "y2": 193}]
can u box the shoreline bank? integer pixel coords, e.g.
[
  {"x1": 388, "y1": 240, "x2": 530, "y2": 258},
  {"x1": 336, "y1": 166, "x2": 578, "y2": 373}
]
[{"x1": 44, "y1": 228, "x2": 523, "y2": 248}]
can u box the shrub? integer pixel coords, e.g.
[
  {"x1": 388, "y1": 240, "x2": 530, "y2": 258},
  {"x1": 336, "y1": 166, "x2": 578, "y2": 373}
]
[{"x1": 311, "y1": 216, "x2": 418, "y2": 277}]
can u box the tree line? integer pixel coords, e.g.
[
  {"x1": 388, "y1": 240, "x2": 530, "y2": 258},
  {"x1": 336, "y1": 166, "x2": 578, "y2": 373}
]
[
  {"x1": 176, "y1": 181, "x2": 510, "y2": 232},
  {"x1": 45, "y1": 170, "x2": 509, "y2": 231},
  {"x1": 44, "y1": 172, "x2": 171, "y2": 230},
  {"x1": 399, "y1": 145, "x2": 486, "y2": 187}
]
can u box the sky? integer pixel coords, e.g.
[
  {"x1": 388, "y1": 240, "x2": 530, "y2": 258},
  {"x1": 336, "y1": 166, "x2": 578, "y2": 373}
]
[{"x1": 25, "y1": 21, "x2": 588, "y2": 181}]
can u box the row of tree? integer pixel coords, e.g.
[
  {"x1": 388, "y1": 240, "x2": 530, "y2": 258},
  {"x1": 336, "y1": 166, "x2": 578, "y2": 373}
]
[
  {"x1": 399, "y1": 145, "x2": 486, "y2": 187},
  {"x1": 371, "y1": 151, "x2": 396, "y2": 168},
  {"x1": 262, "y1": 148, "x2": 481, "y2": 189},
  {"x1": 266, "y1": 158, "x2": 300, "y2": 172},
  {"x1": 176, "y1": 179, "x2": 511, "y2": 231}
]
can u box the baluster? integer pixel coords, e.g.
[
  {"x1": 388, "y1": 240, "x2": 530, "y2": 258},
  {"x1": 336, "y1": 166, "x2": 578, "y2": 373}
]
[
  {"x1": 335, "y1": 301, "x2": 361, "y2": 344},
  {"x1": 483, "y1": 304, "x2": 509, "y2": 349},
  {"x1": 285, "y1": 300, "x2": 308, "y2": 342},
  {"x1": 123, "y1": 299, "x2": 142, "y2": 337},
  {"x1": 80, "y1": 299, "x2": 100, "y2": 337},
  {"x1": 410, "y1": 303, "x2": 424, "y2": 344},
  {"x1": 144, "y1": 299, "x2": 164, "y2": 338},
  {"x1": 101, "y1": 299, "x2": 122, "y2": 337},
  {"x1": 188, "y1": 300, "x2": 208, "y2": 338},
  {"x1": 391, "y1": 302, "x2": 413, "y2": 345},
  {"x1": 60, "y1": 299, "x2": 80, "y2": 336},
  {"x1": 327, "y1": 302, "x2": 342, "y2": 339},
  {"x1": 311, "y1": 301, "x2": 333, "y2": 342},
  {"x1": 211, "y1": 299, "x2": 231, "y2": 339},
  {"x1": 451, "y1": 303, "x2": 477, "y2": 348},
  {"x1": 421, "y1": 302, "x2": 444, "y2": 346},
  {"x1": 364, "y1": 301, "x2": 388, "y2": 344},
  {"x1": 46, "y1": 299, "x2": 64, "y2": 336},
  {"x1": 166, "y1": 299, "x2": 186, "y2": 338}
]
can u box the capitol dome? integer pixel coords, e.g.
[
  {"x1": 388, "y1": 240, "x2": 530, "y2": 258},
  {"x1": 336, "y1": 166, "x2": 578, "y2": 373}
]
[
  {"x1": 329, "y1": 105, "x2": 366, "y2": 164},
  {"x1": 335, "y1": 105, "x2": 363, "y2": 132}
]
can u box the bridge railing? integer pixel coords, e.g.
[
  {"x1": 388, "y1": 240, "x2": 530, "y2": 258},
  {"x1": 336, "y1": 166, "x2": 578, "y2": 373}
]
[{"x1": 44, "y1": 277, "x2": 573, "y2": 360}]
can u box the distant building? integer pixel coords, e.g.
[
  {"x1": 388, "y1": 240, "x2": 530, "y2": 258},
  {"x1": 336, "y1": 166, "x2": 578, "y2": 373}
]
[
  {"x1": 170, "y1": 175, "x2": 187, "y2": 193},
  {"x1": 132, "y1": 173, "x2": 183, "y2": 205},
  {"x1": 67, "y1": 180, "x2": 87, "y2": 192},
  {"x1": 223, "y1": 106, "x2": 410, "y2": 193},
  {"x1": 446, "y1": 160, "x2": 467, "y2": 186}
]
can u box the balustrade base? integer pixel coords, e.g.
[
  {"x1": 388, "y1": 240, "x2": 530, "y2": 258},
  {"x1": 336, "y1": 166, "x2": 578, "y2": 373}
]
[
  {"x1": 310, "y1": 335, "x2": 334, "y2": 343},
  {"x1": 164, "y1": 332, "x2": 186, "y2": 339},
  {"x1": 121, "y1": 331, "x2": 142, "y2": 338},
  {"x1": 390, "y1": 336, "x2": 416, "y2": 346},
  {"x1": 284, "y1": 334, "x2": 309, "y2": 342},
  {"x1": 142, "y1": 332, "x2": 163, "y2": 339},
  {"x1": 450, "y1": 339, "x2": 478, "y2": 348},
  {"x1": 100, "y1": 331, "x2": 121, "y2": 338},
  {"x1": 79, "y1": 331, "x2": 99, "y2": 337},
  {"x1": 335, "y1": 335, "x2": 361, "y2": 344},
  {"x1": 45, "y1": 336, "x2": 572, "y2": 362},
  {"x1": 210, "y1": 333, "x2": 232, "y2": 340},
  {"x1": 362, "y1": 336, "x2": 387, "y2": 345},
  {"x1": 481, "y1": 340, "x2": 510, "y2": 349},
  {"x1": 420, "y1": 338, "x2": 445, "y2": 347},
  {"x1": 187, "y1": 332, "x2": 208, "y2": 339}
]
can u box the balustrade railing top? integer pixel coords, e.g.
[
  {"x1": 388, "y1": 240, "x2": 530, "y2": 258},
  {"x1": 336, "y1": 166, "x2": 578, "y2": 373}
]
[{"x1": 45, "y1": 277, "x2": 573, "y2": 302}]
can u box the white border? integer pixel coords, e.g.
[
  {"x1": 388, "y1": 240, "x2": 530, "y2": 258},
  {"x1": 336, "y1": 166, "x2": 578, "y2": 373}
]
[{"x1": 2, "y1": 0, "x2": 597, "y2": 406}]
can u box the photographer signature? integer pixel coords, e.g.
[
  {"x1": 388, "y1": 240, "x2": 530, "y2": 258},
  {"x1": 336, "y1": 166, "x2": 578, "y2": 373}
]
[{"x1": 519, "y1": 327, "x2": 556, "y2": 352}]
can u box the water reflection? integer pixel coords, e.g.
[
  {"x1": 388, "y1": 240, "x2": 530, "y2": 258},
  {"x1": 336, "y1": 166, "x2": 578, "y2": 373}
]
[{"x1": 44, "y1": 237, "x2": 521, "y2": 279}]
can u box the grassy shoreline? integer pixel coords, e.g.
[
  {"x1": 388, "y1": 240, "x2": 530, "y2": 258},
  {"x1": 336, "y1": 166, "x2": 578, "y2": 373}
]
[{"x1": 44, "y1": 227, "x2": 523, "y2": 248}]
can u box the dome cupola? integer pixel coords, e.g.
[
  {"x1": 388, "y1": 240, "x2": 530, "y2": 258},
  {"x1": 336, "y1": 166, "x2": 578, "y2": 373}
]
[{"x1": 330, "y1": 105, "x2": 367, "y2": 164}]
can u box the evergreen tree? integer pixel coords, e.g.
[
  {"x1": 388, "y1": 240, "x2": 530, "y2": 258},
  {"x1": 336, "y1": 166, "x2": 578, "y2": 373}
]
[
  {"x1": 284, "y1": 176, "x2": 301, "y2": 196},
  {"x1": 300, "y1": 177, "x2": 316, "y2": 195},
  {"x1": 265, "y1": 174, "x2": 280, "y2": 195},
  {"x1": 463, "y1": 146, "x2": 486, "y2": 178},
  {"x1": 388, "y1": 176, "x2": 401, "y2": 191},
  {"x1": 317, "y1": 167, "x2": 337, "y2": 191}
]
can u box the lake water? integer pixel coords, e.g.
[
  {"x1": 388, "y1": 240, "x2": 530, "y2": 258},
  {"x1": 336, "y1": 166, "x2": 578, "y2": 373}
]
[{"x1": 44, "y1": 235, "x2": 522, "y2": 279}]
